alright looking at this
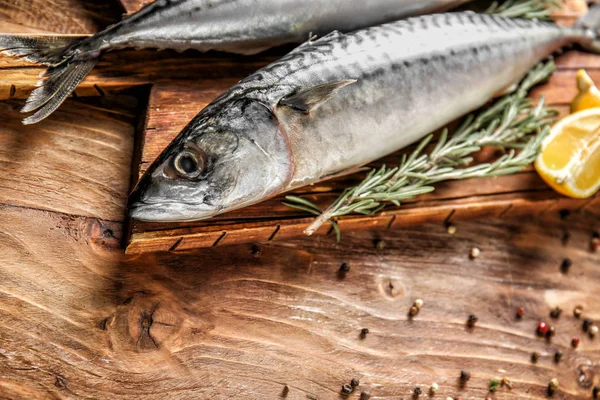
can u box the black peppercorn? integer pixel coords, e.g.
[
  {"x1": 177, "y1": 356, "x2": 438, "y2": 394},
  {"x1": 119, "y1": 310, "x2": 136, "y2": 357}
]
[
  {"x1": 251, "y1": 244, "x2": 261, "y2": 257},
  {"x1": 360, "y1": 328, "x2": 369, "y2": 338},
  {"x1": 546, "y1": 326, "x2": 556, "y2": 339},
  {"x1": 583, "y1": 318, "x2": 593, "y2": 332},
  {"x1": 561, "y1": 258, "x2": 572, "y2": 273},
  {"x1": 550, "y1": 307, "x2": 562, "y2": 319},
  {"x1": 554, "y1": 350, "x2": 563, "y2": 363},
  {"x1": 531, "y1": 352, "x2": 540, "y2": 363},
  {"x1": 467, "y1": 315, "x2": 478, "y2": 328},
  {"x1": 341, "y1": 384, "x2": 354, "y2": 394},
  {"x1": 413, "y1": 387, "x2": 422, "y2": 397},
  {"x1": 351, "y1": 378, "x2": 360, "y2": 387},
  {"x1": 460, "y1": 370, "x2": 471, "y2": 384},
  {"x1": 592, "y1": 386, "x2": 599, "y2": 399},
  {"x1": 360, "y1": 391, "x2": 371, "y2": 400},
  {"x1": 340, "y1": 263, "x2": 350, "y2": 273},
  {"x1": 559, "y1": 209, "x2": 571, "y2": 219}
]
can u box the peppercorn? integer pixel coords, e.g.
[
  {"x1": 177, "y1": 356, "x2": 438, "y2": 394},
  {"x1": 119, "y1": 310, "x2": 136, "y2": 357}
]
[
  {"x1": 340, "y1": 263, "x2": 350, "y2": 273},
  {"x1": 467, "y1": 315, "x2": 478, "y2": 328},
  {"x1": 516, "y1": 307, "x2": 525, "y2": 319},
  {"x1": 531, "y1": 352, "x2": 540, "y2": 363},
  {"x1": 470, "y1": 247, "x2": 481, "y2": 259},
  {"x1": 430, "y1": 383, "x2": 439, "y2": 394},
  {"x1": 583, "y1": 318, "x2": 593, "y2": 332},
  {"x1": 489, "y1": 378, "x2": 501, "y2": 392},
  {"x1": 282, "y1": 385, "x2": 290, "y2": 397},
  {"x1": 548, "y1": 378, "x2": 559, "y2": 396},
  {"x1": 360, "y1": 391, "x2": 371, "y2": 400},
  {"x1": 554, "y1": 350, "x2": 563, "y2": 363},
  {"x1": 560, "y1": 258, "x2": 572, "y2": 273},
  {"x1": 351, "y1": 378, "x2": 360, "y2": 387},
  {"x1": 592, "y1": 386, "x2": 599, "y2": 399},
  {"x1": 559, "y1": 209, "x2": 571, "y2": 219},
  {"x1": 537, "y1": 322, "x2": 549, "y2": 336},
  {"x1": 447, "y1": 224, "x2": 457, "y2": 235},
  {"x1": 251, "y1": 244, "x2": 261, "y2": 257},
  {"x1": 409, "y1": 306, "x2": 419, "y2": 317},
  {"x1": 501, "y1": 377, "x2": 512, "y2": 389},
  {"x1": 413, "y1": 387, "x2": 422, "y2": 397},
  {"x1": 360, "y1": 328, "x2": 369, "y2": 337},
  {"x1": 414, "y1": 299, "x2": 424, "y2": 309},
  {"x1": 460, "y1": 370, "x2": 471, "y2": 384},
  {"x1": 546, "y1": 326, "x2": 556, "y2": 339},
  {"x1": 550, "y1": 307, "x2": 562, "y2": 319},
  {"x1": 375, "y1": 239, "x2": 386, "y2": 250},
  {"x1": 590, "y1": 325, "x2": 598, "y2": 338},
  {"x1": 574, "y1": 305, "x2": 584, "y2": 318},
  {"x1": 572, "y1": 337, "x2": 581, "y2": 348},
  {"x1": 341, "y1": 384, "x2": 354, "y2": 394}
]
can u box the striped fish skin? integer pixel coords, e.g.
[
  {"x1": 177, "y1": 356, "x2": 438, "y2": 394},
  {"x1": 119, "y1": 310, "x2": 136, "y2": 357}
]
[
  {"x1": 97, "y1": 0, "x2": 473, "y2": 54},
  {"x1": 0, "y1": 0, "x2": 471, "y2": 125},
  {"x1": 129, "y1": 12, "x2": 599, "y2": 222}
]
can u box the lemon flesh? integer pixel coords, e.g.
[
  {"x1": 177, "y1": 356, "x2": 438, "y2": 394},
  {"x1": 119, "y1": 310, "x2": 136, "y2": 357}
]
[{"x1": 535, "y1": 109, "x2": 600, "y2": 199}]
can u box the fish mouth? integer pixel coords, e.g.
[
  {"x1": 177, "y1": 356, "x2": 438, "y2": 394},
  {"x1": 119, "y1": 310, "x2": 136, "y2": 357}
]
[{"x1": 129, "y1": 200, "x2": 218, "y2": 222}]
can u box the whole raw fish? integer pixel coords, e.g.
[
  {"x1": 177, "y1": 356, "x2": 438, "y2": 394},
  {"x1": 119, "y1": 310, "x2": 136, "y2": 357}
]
[
  {"x1": 129, "y1": 8, "x2": 600, "y2": 222},
  {"x1": 0, "y1": 0, "x2": 471, "y2": 124}
]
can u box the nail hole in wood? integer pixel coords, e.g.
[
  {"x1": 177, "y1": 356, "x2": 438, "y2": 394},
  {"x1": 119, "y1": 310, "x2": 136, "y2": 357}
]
[{"x1": 9, "y1": 84, "x2": 16, "y2": 98}]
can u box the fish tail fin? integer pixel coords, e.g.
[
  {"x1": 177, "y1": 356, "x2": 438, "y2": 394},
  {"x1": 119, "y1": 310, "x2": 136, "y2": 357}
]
[
  {"x1": 575, "y1": 3, "x2": 600, "y2": 53},
  {"x1": 0, "y1": 34, "x2": 98, "y2": 124}
]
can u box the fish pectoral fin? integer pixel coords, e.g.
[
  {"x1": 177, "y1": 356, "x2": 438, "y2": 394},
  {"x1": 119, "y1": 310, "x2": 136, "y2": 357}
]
[{"x1": 278, "y1": 79, "x2": 357, "y2": 114}]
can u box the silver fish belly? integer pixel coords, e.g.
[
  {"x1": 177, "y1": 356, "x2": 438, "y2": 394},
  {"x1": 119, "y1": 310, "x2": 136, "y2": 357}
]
[{"x1": 129, "y1": 12, "x2": 598, "y2": 222}]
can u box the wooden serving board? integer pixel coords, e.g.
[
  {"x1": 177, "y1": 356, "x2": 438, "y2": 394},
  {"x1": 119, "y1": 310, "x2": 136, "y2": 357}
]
[{"x1": 126, "y1": 49, "x2": 600, "y2": 254}]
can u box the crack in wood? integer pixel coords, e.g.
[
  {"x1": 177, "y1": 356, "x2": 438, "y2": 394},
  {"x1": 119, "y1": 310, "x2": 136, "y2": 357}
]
[
  {"x1": 268, "y1": 225, "x2": 280, "y2": 241},
  {"x1": 498, "y1": 204, "x2": 513, "y2": 218},
  {"x1": 212, "y1": 232, "x2": 227, "y2": 247},
  {"x1": 386, "y1": 215, "x2": 396, "y2": 229},
  {"x1": 168, "y1": 237, "x2": 183, "y2": 252}
]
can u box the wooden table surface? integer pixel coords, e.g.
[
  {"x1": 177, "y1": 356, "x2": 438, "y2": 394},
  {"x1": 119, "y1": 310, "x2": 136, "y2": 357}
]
[{"x1": 0, "y1": 1, "x2": 599, "y2": 399}]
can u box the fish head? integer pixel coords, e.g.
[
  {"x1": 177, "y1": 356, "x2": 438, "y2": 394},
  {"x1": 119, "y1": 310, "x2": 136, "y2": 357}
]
[{"x1": 129, "y1": 99, "x2": 293, "y2": 222}]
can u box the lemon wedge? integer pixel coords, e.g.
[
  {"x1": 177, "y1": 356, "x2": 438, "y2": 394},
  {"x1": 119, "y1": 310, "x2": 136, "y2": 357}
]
[
  {"x1": 571, "y1": 70, "x2": 600, "y2": 113},
  {"x1": 535, "y1": 108, "x2": 600, "y2": 199}
]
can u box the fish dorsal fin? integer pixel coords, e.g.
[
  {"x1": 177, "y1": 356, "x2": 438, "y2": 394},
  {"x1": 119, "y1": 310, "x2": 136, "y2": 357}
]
[{"x1": 278, "y1": 80, "x2": 357, "y2": 113}]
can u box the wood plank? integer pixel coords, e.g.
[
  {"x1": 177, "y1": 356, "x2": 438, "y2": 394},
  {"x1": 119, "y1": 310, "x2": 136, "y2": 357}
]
[
  {"x1": 0, "y1": 0, "x2": 124, "y2": 34},
  {"x1": 0, "y1": 97, "x2": 137, "y2": 221},
  {"x1": 2, "y1": 203, "x2": 600, "y2": 399}
]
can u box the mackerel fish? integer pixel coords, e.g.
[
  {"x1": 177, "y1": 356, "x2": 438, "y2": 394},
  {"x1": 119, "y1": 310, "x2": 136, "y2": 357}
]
[{"x1": 129, "y1": 7, "x2": 600, "y2": 222}]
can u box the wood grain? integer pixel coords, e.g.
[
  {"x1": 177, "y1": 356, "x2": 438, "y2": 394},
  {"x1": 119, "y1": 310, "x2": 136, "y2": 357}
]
[
  {"x1": 1, "y1": 2, "x2": 599, "y2": 399},
  {"x1": 2, "y1": 204, "x2": 600, "y2": 399},
  {"x1": 0, "y1": 0, "x2": 124, "y2": 34},
  {"x1": 0, "y1": 97, "x2": 137, "y2": 221}
]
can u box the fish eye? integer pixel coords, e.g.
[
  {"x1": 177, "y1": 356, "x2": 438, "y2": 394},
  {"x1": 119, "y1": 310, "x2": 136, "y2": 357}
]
[{"x1": 172, "y1": 143, "x2": 206, "y2": 179}]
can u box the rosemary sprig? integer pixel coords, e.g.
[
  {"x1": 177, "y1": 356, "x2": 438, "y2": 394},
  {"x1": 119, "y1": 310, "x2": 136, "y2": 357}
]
[
  {"x1": 283, "y1": 62, "x2": 558, "y2": 240},
  {"x1": 486, "y1": 0, "x2": 563, "y2": 21}
]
